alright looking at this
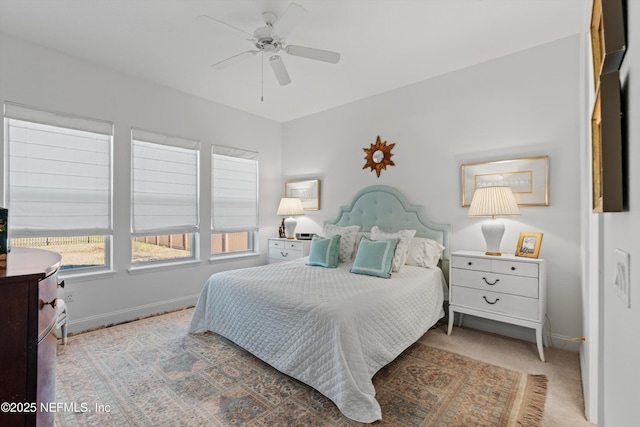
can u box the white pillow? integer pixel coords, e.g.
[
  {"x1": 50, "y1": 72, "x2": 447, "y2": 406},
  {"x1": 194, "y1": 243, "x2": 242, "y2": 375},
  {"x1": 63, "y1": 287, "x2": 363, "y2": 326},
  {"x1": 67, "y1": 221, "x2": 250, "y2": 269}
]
[
  {"x1": 406, "y1": 237, "x2": 445, "y2": 268},
  {"x1": 370, "y1": 226, "x2": 416, "y2": 272},
  {"x1": 322, "y1": 224, "x2": 361, "y2": 262}
]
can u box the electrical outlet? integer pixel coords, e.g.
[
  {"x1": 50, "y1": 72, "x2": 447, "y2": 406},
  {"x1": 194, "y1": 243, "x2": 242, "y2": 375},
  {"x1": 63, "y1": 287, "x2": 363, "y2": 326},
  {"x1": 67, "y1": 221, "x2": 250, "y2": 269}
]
[{"x1": 65, "y1": 291, "x2": 74, "y2": 303}]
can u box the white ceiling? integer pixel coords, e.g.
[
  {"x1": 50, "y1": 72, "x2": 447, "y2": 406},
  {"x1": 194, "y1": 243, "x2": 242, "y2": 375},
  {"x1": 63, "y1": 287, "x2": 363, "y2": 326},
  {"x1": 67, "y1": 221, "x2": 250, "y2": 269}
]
[{"x1": 0, "y1": 0, "x2": 588, "y2": 123}]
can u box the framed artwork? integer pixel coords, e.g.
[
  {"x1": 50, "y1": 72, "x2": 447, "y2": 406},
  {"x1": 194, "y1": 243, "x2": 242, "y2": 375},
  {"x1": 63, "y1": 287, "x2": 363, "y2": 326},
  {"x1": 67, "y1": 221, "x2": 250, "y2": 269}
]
[
  {"x1": 515, "y1": 232, "x2": 543, "y2": 258},
  {"x1": 590, "y1": 0, "x2": 626, "y2": 91},
  {"x1": 461, "y1": 156, "x2": 549, "y2": 207},
  {"x1": 591, "y1": 71, "x2": 623, "y2": 212},
  {"x1": 285, "y1": 179, "x2": 320, "y2": 210}
]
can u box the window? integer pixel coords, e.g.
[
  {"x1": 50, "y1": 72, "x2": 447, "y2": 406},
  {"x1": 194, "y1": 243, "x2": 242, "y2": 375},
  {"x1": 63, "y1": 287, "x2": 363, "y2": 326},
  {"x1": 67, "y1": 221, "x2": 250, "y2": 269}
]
[
  {"x1": 131, "y1": 128, "x2": 199, "y2": 265},
  {"x1": 211, "y1": 231, "x2": 253, "y2": 254},
  {"x1": 4, "y1": 102, "x2": 113, "y2": 273},
  {"x1": 211, "y1": 146, "x2": 258, "y2": 256}
]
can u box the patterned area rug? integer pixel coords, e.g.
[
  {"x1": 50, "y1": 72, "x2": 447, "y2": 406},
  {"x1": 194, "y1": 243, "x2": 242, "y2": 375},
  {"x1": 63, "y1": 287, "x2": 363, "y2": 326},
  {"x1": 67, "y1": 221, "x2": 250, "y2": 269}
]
[{"x1": 55, "y1": 308, "x2": 547, "y2": 426}]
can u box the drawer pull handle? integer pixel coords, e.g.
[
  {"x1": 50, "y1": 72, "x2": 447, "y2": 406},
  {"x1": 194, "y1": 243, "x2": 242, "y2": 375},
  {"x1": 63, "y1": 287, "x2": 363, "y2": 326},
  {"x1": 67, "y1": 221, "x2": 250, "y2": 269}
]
[
  {"x1": 42, "y1": 298, "x2": 58, "y2": 309},
  {"x1": 482, "y1": 277, "x2": 499, "y2": 286},
  {"x1": 511, "y1": 267, "x2": 516, "y2": 271},
  {"x1": 467, "y1": 262, "x2": 473, "y2": 266},
  {"x1": 58, "y1": 280, "x2": 65, "y2": 288},
  {"x1": 482, "y1": 296, "x2": 500, "y2": 305},
  {"x1": 281, "y1": 252, "x2": 288, "y2": 257}
]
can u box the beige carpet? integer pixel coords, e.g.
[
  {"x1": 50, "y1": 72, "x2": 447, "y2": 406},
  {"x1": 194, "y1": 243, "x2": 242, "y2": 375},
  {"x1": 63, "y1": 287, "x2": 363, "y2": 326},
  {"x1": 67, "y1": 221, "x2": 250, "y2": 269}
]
[{"x1": 55, "y1": 308, "x2": 548, "y2": 426}]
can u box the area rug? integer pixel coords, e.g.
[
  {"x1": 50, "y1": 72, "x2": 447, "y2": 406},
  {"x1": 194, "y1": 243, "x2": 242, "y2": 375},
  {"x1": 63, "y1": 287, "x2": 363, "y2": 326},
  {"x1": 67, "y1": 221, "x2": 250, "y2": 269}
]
[{"x1": 55, "y1": 308, "x2": 547, "y2": 427}]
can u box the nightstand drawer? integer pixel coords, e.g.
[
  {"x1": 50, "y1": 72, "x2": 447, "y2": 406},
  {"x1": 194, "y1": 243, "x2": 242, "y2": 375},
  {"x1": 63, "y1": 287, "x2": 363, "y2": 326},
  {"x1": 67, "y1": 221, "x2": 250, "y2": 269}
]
[
  {"x1": 491, "y1": 259, "x2": 539, "y2": 278},
  {"x1": 268, "y1": 246, "x2": 302, "y2": 262},
  {"x1": 451, "y1": 268, "x2": 539, "y2": 298},
  {"x1": 269, "y1": 240, "x2": 303, "y2": 250},
  {"x1": 452, "y1": 287, "x2": 539, "y2": 320},
  {"x1": 452, "y1": 255, "x2": 538, "y2": 278},
  {"x1": 451, "y1": 255, "x2": 491, "y2": 271}
]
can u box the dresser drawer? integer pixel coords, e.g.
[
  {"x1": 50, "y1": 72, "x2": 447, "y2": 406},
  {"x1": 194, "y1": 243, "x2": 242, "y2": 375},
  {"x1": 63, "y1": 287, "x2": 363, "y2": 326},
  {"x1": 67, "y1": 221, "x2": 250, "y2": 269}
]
[
  {"x1": 451, "y1": 268, "x2": 539, "y2": 298},
  {"x1": 269, "y1": 240, "x2": 303, "y2": 250},
  {"x1": 452, "y1": 287, "x2": 539, "y2": 321},
  {"x1": 491, "y1": 259, "x2": 539, "y2": 278},
  {"x1": 38, "y1": 271, "x2": 58, "y2": 343},
  {"x1": 452, "y1": 255, "x2": 538, "y2": 278},
  {"x1": 451, "y1": 255, "x2": 491, "y2": 271},
  {"x1": 268, "y1": 246, "x2": 302, "y2": 262}
]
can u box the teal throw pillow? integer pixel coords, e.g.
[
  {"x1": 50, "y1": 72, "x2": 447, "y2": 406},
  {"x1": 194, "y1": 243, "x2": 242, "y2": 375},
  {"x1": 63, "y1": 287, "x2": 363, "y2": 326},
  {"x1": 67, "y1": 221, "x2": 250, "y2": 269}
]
[
  {"x1": 306, "y1": 235, "x2": 341, "y2": 268},
  {"x1": 350, "y1": 237, "x2": 399, "y2": 278}
]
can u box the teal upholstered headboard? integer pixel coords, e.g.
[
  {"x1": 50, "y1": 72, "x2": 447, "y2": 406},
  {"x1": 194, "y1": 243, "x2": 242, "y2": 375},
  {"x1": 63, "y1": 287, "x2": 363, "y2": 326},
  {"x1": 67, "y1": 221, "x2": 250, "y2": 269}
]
[{"x1": 326, "y1": 185, "x2": 451, "y2": 282}]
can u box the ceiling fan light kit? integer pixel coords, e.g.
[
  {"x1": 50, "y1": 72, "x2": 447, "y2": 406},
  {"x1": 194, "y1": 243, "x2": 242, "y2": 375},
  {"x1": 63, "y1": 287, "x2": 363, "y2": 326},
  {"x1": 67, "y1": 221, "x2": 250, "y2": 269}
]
[{"x1": 199, "y1": 3, "x2": 340, "y2": 87}]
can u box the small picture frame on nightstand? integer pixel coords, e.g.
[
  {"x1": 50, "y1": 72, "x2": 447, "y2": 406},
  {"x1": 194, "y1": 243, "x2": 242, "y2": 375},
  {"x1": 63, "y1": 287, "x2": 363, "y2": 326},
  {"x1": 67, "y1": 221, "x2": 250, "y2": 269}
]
[{"x1": 515, "y1": 232, "x2": 543, "y2": 258}]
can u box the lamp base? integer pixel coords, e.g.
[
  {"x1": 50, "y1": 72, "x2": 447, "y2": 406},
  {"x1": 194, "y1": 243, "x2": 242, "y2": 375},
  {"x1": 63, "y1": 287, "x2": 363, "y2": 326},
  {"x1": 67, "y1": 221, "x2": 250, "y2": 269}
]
[
  {"x1": 283, "y1": 217, "x2": 297, "y2": 240},
  {"x1": 481, "y1": 219, "x2": 505, "y2": 256}
]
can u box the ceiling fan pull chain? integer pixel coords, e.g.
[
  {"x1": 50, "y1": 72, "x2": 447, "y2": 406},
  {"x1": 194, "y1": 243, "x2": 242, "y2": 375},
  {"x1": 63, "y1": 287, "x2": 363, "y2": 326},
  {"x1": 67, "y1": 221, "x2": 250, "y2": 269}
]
[{"x1": 261, "y1": 51, "x2": 264, "y2": 102}]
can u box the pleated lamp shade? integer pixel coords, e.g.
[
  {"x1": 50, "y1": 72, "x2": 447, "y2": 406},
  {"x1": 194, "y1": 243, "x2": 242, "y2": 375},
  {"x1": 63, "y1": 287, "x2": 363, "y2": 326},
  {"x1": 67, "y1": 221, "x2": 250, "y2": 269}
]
[
  {"x1": 468, "y1": 186, "x2": 520, "y2": 219},
  {"x1": 277, "y1": 198, "x2": 304, "y2": 216}
]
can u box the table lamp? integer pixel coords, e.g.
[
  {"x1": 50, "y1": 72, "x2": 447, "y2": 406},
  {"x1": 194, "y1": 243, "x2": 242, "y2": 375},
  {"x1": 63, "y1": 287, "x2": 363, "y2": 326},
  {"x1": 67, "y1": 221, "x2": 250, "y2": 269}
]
[
  {"x1": 468, "y1": 186, "x2": 520, "y2": 256},
  {"x1": 277, "y1": 197, "x2": 304, "y2": 239}
]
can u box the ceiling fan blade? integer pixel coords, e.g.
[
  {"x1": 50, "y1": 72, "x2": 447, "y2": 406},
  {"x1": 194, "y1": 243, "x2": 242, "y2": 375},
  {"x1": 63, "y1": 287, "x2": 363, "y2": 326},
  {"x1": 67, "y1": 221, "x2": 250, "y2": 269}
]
[
  {"x1": 211, "y1": 50, "x2": 259, "y2": 69},
  {"x1": 197, "y1": 14, "x2": 254, "y2": 41},
  {"x1": 285, "y1": 45, "x2": 341, "y2": 64},
  {"x1": 269, "y1": 55, "x2": 291, "y2": 85},
  {"x1": 272, "y1": 3, "x2": 307, "y2": 38}
]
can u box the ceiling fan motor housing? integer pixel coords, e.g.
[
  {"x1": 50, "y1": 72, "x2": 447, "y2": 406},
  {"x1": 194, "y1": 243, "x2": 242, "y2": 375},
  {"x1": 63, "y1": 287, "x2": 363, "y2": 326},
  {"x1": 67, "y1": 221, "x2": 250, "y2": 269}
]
[{"x1": 253, "y1": 26, "x2": 282, "y2": 52}]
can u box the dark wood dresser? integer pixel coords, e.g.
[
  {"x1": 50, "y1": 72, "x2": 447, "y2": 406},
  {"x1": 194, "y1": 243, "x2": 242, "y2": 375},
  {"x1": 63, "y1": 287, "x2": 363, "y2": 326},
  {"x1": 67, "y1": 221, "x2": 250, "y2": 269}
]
[{"x1": 0, "y1": 248, "x2": 62, "y2": 427}]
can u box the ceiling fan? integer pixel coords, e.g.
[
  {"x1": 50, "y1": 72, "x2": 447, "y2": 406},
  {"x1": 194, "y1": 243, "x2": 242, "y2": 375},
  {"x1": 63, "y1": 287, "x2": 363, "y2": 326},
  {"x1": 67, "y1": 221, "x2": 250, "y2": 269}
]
[{"x1": 198, "y1": 3, "x2": 340, "y2": 86}]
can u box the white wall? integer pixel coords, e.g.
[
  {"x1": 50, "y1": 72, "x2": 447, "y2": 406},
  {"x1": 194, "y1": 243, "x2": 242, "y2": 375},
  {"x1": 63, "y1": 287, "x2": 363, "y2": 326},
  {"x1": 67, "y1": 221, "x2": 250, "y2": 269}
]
[
  {"x1": 282, "y1": 35, "x2": 583, "y2": 346},
  {"x1": 0, "y1": 35, "x2": 283, "y2": 333},
  {"x1": 0, "y1": 29, "x2": 589, "y2": 360},
  {"x1": 601, "y1": 2, "x2": 640, "y2": 426}
]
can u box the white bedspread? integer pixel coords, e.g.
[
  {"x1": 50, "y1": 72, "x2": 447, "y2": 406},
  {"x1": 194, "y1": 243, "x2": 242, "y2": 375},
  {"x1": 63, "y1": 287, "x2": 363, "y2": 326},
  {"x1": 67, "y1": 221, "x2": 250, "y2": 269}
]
[{"x1": 188, "y1": 258, "x2": 446, "y2": 423}]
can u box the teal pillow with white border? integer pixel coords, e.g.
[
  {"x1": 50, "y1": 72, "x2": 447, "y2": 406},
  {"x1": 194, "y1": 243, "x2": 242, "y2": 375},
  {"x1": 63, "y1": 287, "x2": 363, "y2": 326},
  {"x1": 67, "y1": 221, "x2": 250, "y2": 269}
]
[
  {"x1": 350, "y1": 237, "x2": 399, "y2": 278},
  {"x1": 306, "y1": 234, "x2": 341, "y2": 268}
]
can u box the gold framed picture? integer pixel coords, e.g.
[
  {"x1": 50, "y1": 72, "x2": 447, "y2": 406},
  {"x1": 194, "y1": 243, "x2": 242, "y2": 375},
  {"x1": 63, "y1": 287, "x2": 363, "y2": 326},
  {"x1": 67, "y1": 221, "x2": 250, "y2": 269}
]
[
  {"x1": 515, "y1": 232, "x2": 543, "y2": 258},
  {"x1": 461, "y1": 156, "x2": 549, "y2": 207},
  {"x1": 285, "y1": 179, "x2": 320, "y2": 210},
  {"x1": 590, "y1": 0, "x2": 626, "y2": 91},
  {"x1": 591, "y1": 71, "x2": 623, "y2": 213}
]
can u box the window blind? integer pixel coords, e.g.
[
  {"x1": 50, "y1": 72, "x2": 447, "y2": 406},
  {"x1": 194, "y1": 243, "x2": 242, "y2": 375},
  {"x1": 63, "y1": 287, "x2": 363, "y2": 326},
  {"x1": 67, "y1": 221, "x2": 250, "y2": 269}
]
[
  {"x1": 212, "y1": 146, "x2": 258, "y2": 233},
  {"x1": 4, "y1": 103, "x2": 112, "y2": 237},
  {"x1": 131, "y1": 128, "x2": 199, "y2": 235}
]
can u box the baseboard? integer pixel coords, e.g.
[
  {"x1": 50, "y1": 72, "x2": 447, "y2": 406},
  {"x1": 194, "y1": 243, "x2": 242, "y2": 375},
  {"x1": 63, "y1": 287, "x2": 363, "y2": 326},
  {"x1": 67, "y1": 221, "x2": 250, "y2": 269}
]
[
  {"x1": 457, "y1": 315, "x2": 583, "y2": 352},
  {"x1": 66, "y1": 294, "x2": 200, "y2": 334}
]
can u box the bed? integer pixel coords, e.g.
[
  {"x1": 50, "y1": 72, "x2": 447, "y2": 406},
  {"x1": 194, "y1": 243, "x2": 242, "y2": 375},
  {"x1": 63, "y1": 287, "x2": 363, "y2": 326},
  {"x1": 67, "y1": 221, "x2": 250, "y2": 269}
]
[{"x1": 189, "y1": 185, "x2": 451, "y2": 423}]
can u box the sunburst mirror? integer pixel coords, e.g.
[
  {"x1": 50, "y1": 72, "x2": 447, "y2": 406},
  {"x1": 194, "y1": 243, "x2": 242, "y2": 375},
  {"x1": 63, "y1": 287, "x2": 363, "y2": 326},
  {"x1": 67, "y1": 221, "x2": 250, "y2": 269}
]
[{"x1": 363, "y1": 136, "x2": 395, "y2": 177}]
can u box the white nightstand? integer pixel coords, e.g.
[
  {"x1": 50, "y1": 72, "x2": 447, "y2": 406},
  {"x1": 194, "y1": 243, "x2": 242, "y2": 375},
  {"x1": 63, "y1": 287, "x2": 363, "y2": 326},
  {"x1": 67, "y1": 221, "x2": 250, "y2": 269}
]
[
  {"x1": 268, "y1": 238, "x2": 311, "y2": 264},
  {"x1": 447, "y1": 250, "x2": 548, "y2": 362}
]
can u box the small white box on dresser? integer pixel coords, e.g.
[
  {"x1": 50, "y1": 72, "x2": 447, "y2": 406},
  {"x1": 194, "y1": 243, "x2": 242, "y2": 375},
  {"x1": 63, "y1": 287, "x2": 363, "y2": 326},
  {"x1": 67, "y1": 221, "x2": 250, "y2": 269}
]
[
  {"x1": 447, "y1": 250, "x2": 548, "y2": 362},
  {"x1": 268, "y1": 238, "x2": 311, "y2": 264}
]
